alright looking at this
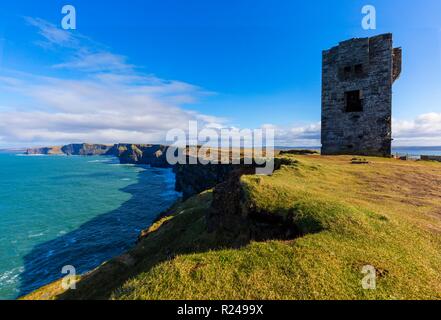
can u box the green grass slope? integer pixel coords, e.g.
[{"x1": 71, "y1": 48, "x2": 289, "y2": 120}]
[{"x1": 24, "y1": 155, "x2": 441, "y2": 300}]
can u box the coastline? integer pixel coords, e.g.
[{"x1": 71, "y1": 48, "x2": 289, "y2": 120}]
[
  {"x1": 0, "y1": 152, "x2": 180, "y2": 299},
  {"x1": 11, "y1": 143, "x2": 441, "y2": 300},
  {"x1": 21, "y1": 153, "x2": 441, "y2": 300}
]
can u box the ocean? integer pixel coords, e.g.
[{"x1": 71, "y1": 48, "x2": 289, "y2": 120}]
[
  {"x1": 1, "y1": 146, "x2": 440, "y2": 299},
  {"x1": 0, "y1": 152, "x2": 180, "y2": 299}
]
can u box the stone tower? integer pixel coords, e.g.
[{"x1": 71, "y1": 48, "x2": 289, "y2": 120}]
[{"x1": 321, "y1": 33, "x2": 402, "y2": 156}]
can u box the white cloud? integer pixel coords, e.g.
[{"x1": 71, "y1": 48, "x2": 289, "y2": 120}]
[
  {"x1": 1, "y1": 17, "x2": 440, "y2": 149},
  {"x1": 0, "y1": 71, "x2": 223, "y2": 146},
  {"x1": 53, "y1": 51, "x2": 134, "y2": 72},
  {"x1": 25, "y1": 17, "x2": 77, "y2": 48},
  {"x1": 271, "y1": 122, "x2": 321, "y2": 147},
  {"x1": 268, "y1": 112, "x2": 441, "y2": 147},
  {"x1": 393, "y1": 112, "x2": 441, "y2": 146},
  {"x1": 0, "y1": 18, "x2": 223, "y2": 147},
  {"x1": 25, "y1": 16, "x2": 136, "y2": 73}
]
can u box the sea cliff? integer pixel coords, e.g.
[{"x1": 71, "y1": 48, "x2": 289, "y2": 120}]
[
  {"x1": 22, "y1": 154, "x2": 441, "y2": 300},
  {"x1": 26, "y1": 143, "x2": 171, "y2": 166},
  {"x1": 26, "y1": 144, "x2": 114, "y2": 156}
]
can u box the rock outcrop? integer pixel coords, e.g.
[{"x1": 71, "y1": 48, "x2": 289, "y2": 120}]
[
  {"x1": 174, "y1": 158, "x2": 257, "y2": 200},
  {"x1": 206, "y1": 157, "x2": 300, "y2": 242},
  {"x1": 26, "y1": 144, "x2": 114, "y2": 156},
  {"x1": 25, "y1": 146, "x2": 64, "y2": 155},
  {"x1": 114, "y1": 144, "x2": 171, "y2": 168},
  {"x1": 174, "y1": 155, "x2": 293, "y2": 200},
  {"x1": 25, "y1": 143, "x2": 171, "y2": 166},
  {"x1": 61, "y1": 144, "x2": 115, "y2": 156}
]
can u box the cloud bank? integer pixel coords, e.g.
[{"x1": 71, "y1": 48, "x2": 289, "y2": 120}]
[
  {"x1": 0, "y1": 18, "x2": 440, "y2": 148},
  {"x1": 0, "y1": 18, "x2": 223, "y2": 147},
  {"x1": 268, "y1": 113, "x2": 441, "y2": 147},
  {"x1": 0, "y1": 72, "x2": 222, "y2": 145},
  {"x1": 393, "y1": 113, "x2": 441, "y2": 146}
]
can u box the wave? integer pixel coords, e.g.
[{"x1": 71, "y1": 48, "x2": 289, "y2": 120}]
[
  {"x1": 0, "y1": 267, "x2": 24, "y2": 286},
  {"x1": 16, "y1": 154, "x2": 67, "y2": 157},
  {"x1": 28, "y1": 232, "x2": 45, "y2": 239},
  {"x1": 88, "y1": 159, "x2": 113, "y2": 163},
  {"x1": 0, "y1": 155, "x2": 181, "y2": 299}
]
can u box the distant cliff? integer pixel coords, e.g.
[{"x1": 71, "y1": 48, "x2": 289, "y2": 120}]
[
  {"x1": 25, "y1": 146, "x2": 64, "y2": 155},
  {"x1": 61, "y1": 144, "x2": 115, "y2": 156},
  {"x1": 25, "y1": 143, "x2": 171, "y2": 165},
  {"x1": 113, "y1": 144, "x2": 171, "y2": 168},
  {"x1": 25, "y1": 144, "x2": 115, "y2": 156}
]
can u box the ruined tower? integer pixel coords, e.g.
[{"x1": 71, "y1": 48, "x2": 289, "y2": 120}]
[{"x1": 321, "y1": 33, "x2": 402, "y2": 156}]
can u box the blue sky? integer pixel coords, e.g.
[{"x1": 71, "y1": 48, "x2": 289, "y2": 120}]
[{"x1": 0, "y1": 0, "x2": 440, "y2": 147}]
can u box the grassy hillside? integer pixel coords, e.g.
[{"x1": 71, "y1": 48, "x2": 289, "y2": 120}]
[{"x1": 23, "y1": 155, "x2": 441, "y2": 300}]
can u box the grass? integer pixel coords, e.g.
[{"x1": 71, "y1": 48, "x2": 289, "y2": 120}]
[{"x1": 23, "y1": 155, "x2": 441, "y2": 300}]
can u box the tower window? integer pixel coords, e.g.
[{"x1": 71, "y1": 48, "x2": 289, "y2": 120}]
[
  {"x1": 354, "y1": 64, "x2": 363, "y2": 74},
  {"x1": 345, "y1": 90, "x2": 363, "y2": 112},
  {"x1": 343, "y1": 66, "x2": 352, "y2": 78}
]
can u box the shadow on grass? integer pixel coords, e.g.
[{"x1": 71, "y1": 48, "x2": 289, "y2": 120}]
[
  {"x1": 18, "y1": 167, "x2": 179, "y2": 298},
  {"x1": 52, "y1": 169, "x2": 309, "y2": 300},
  {"x1": 52, "y1": 193, "x2": 233, "y2": 300},
  {"x1": 21, "y1": 163, "x2": 309, "y2": 300}
]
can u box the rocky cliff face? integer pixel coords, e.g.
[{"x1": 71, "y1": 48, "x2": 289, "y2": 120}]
[
  {"x1": 61, "y1": 144, "x2": 115, "y2": 156},
  {"x1": 26, "y1": 144, "x2": 114, "y2": 156},
  {"x1": 25, "y1": 146, "x2": 64, "y2": 155},
  {"x1": 25, "y1": 143, "x2": 170, "y2": 162},
  {"x1": 114, "y1": 144, "x2": 171, "y2": 168},
  {"x1": 174, "y1": 157, "x2": 258, "y2": 200},
  {"x1": 173, "y1": 154, "x2": 293, "y2": 200},
  {"x1": 207, "y1": 157, "x2": 300, "y2": 242}
]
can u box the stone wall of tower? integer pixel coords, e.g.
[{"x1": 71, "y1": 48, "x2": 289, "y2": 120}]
[{"x1": 321, "y1": 33, "x2": 401, "y2": 156}]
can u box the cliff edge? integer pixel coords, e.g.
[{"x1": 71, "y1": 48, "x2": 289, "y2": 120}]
[{"x1": 23, "y1": 154, "x2": 441, "y2": 300}]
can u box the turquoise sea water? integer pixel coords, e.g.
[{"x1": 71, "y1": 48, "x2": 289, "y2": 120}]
[{"x1": 0, "y1": 152, "x2": 180, "y2": 299}]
